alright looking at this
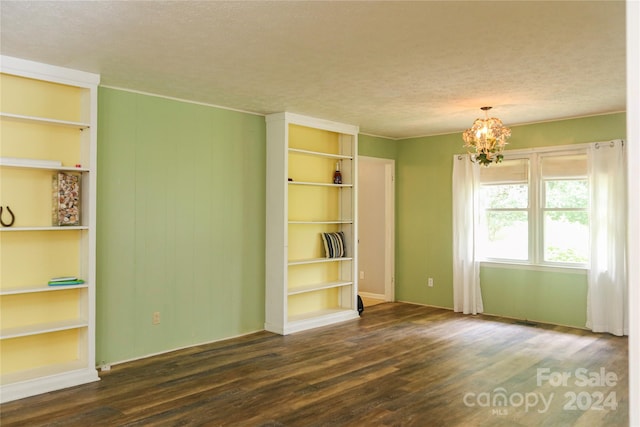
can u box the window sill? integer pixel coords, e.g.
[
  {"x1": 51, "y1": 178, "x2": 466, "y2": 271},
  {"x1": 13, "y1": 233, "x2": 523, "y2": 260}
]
[{"x1": 479, "y1": 261, "x2": 588, "y2": 275}]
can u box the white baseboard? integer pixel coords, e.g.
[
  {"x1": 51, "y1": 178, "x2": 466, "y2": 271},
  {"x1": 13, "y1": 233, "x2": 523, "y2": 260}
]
[{"x1": 359, "y1": 291, "x2": 387, "y2": 300}]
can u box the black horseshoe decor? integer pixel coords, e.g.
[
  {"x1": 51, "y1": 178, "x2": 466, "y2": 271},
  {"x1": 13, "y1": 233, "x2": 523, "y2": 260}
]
[{"x1": 0, "y1": 206, "x2": 16, "y2": 227}]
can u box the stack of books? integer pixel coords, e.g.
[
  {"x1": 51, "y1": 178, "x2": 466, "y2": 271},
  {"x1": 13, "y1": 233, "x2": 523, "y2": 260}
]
[{"x1": 48, "y1": 276, "x2": 85, "y2": 286}]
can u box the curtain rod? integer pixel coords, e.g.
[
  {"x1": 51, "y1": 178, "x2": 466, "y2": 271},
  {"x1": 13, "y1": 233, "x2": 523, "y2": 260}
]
[{"x1": 455, "y1": 139, "x2": 624, "y2": 161}]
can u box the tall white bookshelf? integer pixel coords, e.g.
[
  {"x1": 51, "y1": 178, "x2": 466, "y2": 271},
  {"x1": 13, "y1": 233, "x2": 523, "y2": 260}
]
[
  {"x1": 0, "y1": 56, "x2": 100, "y2": 403},
  {"x1": 265, "y1": 112, "x2": 360, "y2": 334}
]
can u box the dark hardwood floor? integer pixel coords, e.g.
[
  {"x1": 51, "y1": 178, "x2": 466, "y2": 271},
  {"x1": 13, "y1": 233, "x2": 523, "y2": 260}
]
[{"x1": 0, "y1": 303, "x2": 628, "y2": 426}]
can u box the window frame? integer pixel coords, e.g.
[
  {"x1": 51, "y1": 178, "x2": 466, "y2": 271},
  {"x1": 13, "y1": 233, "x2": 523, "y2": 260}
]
[{"x1": 477, "y1": 145, "x2": 590, "y2": 270}]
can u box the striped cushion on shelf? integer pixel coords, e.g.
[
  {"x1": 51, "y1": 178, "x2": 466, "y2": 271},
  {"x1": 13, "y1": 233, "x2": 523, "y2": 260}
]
[{"x1": 321, "y1": 231, "x2": 346, "y2": 258}]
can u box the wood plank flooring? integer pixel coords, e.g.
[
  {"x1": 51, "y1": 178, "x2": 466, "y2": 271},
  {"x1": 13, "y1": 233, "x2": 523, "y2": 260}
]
[{"x1": 0, "y1": 303, "x2": 628, "y2": 426}]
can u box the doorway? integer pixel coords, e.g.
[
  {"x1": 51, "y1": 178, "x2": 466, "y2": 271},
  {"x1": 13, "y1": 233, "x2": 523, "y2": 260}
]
[{"x1": 357, "y1": 156, "x2": 395, "y2": 306}]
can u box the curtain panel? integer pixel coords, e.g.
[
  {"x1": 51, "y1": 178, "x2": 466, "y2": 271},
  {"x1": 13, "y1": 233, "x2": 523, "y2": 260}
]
[
  {"x1": 452, "y1": 155, "x2": 483, "y2": 314},
  {"x1": 586, "y1": 140, "x2": 628, "y2": 336}
]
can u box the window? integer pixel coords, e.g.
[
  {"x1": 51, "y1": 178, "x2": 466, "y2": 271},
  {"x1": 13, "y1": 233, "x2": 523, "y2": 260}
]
[
  {"x1": 478, "y1": 158, "x2": 529, "y2": 260},
  {"x1": 540, "y1": 154, "x2": 589, "y2": 264},
  {"x1": 477, "y1": 150, "x2": 589, "y2": 267}
]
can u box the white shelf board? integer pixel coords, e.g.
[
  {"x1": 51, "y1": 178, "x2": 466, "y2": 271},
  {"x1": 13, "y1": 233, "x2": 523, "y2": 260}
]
[
  {"x1": 288, "y1": 257, "x2": 353, "y2": 266},
  {"x1": 1, "y1": 319, "x2": 88, "y2": 339},
  {"x1": 0, "y1": 360, "x2": 89, "y2": 386},
  {"x1": 288, "y1": 220, "x2": 353, "y2": 224},
  {"x1": 288, "y1": 181, "x2": 353, "y2": 188},
  {"x1": 288, "y1": 281, "x2": 353, "y2": 296},
  {"x1": 1, "y1": 284, "x2": 89, "y2": 296},
  {"x1": 0, "y1": 161, "x2": 90, "y2": 172},
  {"x1": 288, "y1": 148, "x2": 353, "y2": 160},
  {"x1": 1, "y1": 367, "x2": 100, "y2": 404},
  {"x1": 0, "y1": 226, "x2": 89, "y2": 232},
  {"x1": 0, "y1": 362, "x2": 100, "y2": 404},
  {"x1": 288, "y1": 308, "x2": 358, "y2": 329},
  {"x1": 0, "y1": 112, "x2": 90, "y2": 129}
]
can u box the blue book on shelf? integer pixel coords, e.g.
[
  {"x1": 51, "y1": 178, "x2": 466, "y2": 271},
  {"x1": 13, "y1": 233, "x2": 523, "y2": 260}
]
[{"x1": 48, "y1": 279, "x2": 85, "y2": 286}]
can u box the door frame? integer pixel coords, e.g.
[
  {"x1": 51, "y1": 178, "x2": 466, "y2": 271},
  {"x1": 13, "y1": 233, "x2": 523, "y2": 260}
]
[{"x1": 358, "y1": 156, "x2": 395, "y2": 302}]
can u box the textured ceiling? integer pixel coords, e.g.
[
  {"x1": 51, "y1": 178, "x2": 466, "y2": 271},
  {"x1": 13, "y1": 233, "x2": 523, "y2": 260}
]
[{"x1": 0, "y1": 1, "x2": 626, "y2": 139}]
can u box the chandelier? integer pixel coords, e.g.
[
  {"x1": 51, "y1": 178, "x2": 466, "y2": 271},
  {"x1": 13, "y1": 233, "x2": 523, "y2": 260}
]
[{"x1": 462, "y1": 106, "x2": 511, "y2": 166}]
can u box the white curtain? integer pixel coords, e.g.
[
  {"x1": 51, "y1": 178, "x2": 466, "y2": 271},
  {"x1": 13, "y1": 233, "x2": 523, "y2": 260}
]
[
  {"x1": 452, "y1": 155, "x2": 483, "y2": 314},
  {"x1": 586, "y1": 140, "x2": 628, "y2": 336}
]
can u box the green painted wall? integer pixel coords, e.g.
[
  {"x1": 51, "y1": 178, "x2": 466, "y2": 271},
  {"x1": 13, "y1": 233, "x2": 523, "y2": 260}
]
[
  {"x1": 96, "y1": 88, "x2": 266, "y2": 364},
  {"x1": 394, "y1": 112, "x2": 626, "y2": 328},
  {"x1": 359, "y1": 134, "x2": 398, "y2": 160},
  {"x1": 480, "y1": 267, "x2": 588, "y2": 326}
]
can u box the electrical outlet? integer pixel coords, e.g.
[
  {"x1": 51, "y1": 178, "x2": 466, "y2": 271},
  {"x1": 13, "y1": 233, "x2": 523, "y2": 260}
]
[
  {"x1": 428, "y1": 277, "x2": 434, "y2": 287},
  {"x1": 152, "y1": 311, "x2": 161, "y2": 325},
  {"x1": 360, "y1": 271, "x2": 365, "y2": 280}
]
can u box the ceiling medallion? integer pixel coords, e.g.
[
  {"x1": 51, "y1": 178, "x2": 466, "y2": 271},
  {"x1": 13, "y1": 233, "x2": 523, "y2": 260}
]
[{"x1": 462, "y1": 106, "x2": 511, "y2": 166}]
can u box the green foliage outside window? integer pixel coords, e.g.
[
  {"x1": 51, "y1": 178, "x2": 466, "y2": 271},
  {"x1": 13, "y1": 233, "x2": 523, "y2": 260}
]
[
  {"x1": 481, "y1": 179, "x2": 589, "y2": 264},
  {"x1": 481, "y1": 184, "x2": 527, "y2": 241}
]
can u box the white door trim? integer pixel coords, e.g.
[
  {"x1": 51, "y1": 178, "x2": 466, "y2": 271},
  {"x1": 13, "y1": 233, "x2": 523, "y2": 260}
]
[{"x1": 384, "y1": 160, "x2": 395, "y2": 302}]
